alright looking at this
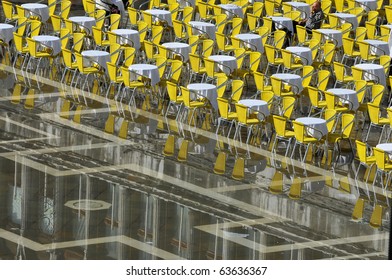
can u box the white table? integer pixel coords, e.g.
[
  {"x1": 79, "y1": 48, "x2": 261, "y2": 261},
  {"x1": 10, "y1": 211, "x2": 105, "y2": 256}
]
[
  {"x1": 295, "y1": 117, "x2": 328, "y2": 139},
  {"x1": 208, "y1": 55, "x2": 237, "y2": 75},
  {"x1": 270, "y1": 16, "x2": 294, "y2": 34},
  {"x1": 0, "y1": 24, "x2": 15, "y2": 44},
  {"x1": 238, "y1": 99, "x2": 270, "y2": 120},
  {"x1": 33, "y1": 35, "x2": 61, "y2": 56},
  {"x1": 316, "y1": 29, "x2": 343, "y2": 47},
  {"x1": 334, "y1": 13, "x2": 358, "y2": 30},
  {"x1": 189, "y1": 21, "x2": 216, "y2": 40},
  {"x1": 128, "y1": 64, "x2": 160, "y2": 86},
  {"x1": 376, "y1": 143, "x2": 392, "y2": 153},
  {"x1": 286, "y1": 46, "x2": 312, "y2": 65},
  {"x1": 21, "y1": 3, "x2": 49, "y2": 22},
  {"x1": 363, "y1": 39, "x2": 390, "y2": 56},
  {"x1": 112, "y1": 29, "x2": 140, "y2": 49},
  {"x1": 355, "y1": 0, "x2": 377, "y2": 11},
  {"x1": 218, "y1": 4, "x2": 244, "y2": 19},
  {"x1": 188, "y1": 83, "x2": 218, "y2": 110},
  {"x1": 272, "y1": 73, "x2": 303, "y2": 94},
  {"x1": 327, "y1": 88, "x2": 359, "y2": 110},
  {"x1": 162, "y1": 42, "x2": 190, "y2": 62},
  {"x1": 69, "y1": 16, "x2": 96, "y2": 34},
  {"x1": 286, "y1": 2, "x2": 310, "y2": 18},
  {"x1": 354, "y1": 63, "x2": 386, "y2": 86},
  {"x1": 81, "y1": 50, "x2": 110, "y2": 71},
  {"x1": 235, "y1": 33, "x2": 263, "y2": 53},
  {"x1": 145, "y1": 9, "x2": 173, "y2": 27}
]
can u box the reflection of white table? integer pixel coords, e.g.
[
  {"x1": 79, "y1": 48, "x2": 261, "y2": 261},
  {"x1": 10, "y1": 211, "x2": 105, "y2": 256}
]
[
  {"x1": 128, "y1": 64, "x2": 160, "y2": 86},
  {"x1": 334, "y1": 13, "x2": 358, "y2": 30},
  {"x1": 286, "y1": 46, "x2": 312, "y2": 65},
  {"x1": 188, "y1": 83, "x2": 218, "y2": 110},
  {"x1": 0, "y1": 24, "x2": 14, "y2": 44},
  {"x1": 270, "y1": 16, "x2": 294, "y2": 33},
  {"x1": 363, "y1": 39, "x2": 390, "y2": 56},
  {"x1": 238, "y1": 99, "x2": 270, "y2": 120},
  {"x1": 354, "y1": 63, "x2": 386, "y2": 86},
  {"x1": 189, "y1": 21, "x2": 216, "y2": 40},
  {"x1": 145, "y1": 9, "x2": 173, "y2": 27},
  {"x1": 33, "y1": 35, "x2": 61, "y2": 55},
  {"x1": 327, "y1": 88, "x2": 359, "y2": 110},
  {"x1": 69, "y1": 16, "x2": 96, "y2": 34},
  {"x1": 235, "y1": 33, "x2": 263, "y2": 53},
  {"x1": 112, "y1": 29, "x2": 140, "y2": 49},
  {"x1": 162, "y1": 42, "x2": 190, "y2": 61},
  {"x1": 316, "y1": 29, "x2": 343, "y2": 47},
  {"x1": 81, "y1": 50, "x2": 110, "y2": 71},
  {"x1": 355, "y1": 0, "x2": 377, "y2": 11},
  {"x1": 218, "y1": 4, "x2": 244, "y2": 19},
  {"x1": 286, "y1": 2, "x2": 310, "y2": 18},
  {"x1": 296, "y1": 117, "x2": 328, "y2": 139},
  {"x1": 272, "y1": 73, "x2": 303, "y2": 94},
  {"x1": 21, "y1": 3, "x2": 49, "y2": 22},
  {"x1": 208, "y1": 55, "x2": 237, "y2": 75}
]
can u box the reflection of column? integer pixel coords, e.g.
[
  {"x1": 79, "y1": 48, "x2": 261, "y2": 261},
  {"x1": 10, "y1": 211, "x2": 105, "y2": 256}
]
[
  {"x1": 138, "y1": 194, "x2": 159, "y2": 259},
  {"x1": 172, "y1": 205, "x2": 193, "y2": 259}
]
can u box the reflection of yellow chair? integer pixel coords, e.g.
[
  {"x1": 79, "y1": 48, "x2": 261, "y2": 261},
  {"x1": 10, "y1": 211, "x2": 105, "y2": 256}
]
[
  {"x1": 163, "y1": 134, "x2": 175, "y2": 156},
  {"x1": 288, "y1": 178, "x2": 302, "y2": 200},
  {"x1": 369, "y1": 204, "x2": 383, "y2": 228},
  {"x1": 118, "y1": 119, "x2": 129, "y2": 139},
  {"x1": 104, "y1": 114, "x2": 115, "y2": 134},
  {"x1": 231, "y1": 157, "x2": 245, "y2": 180},
  {"x1": 213, "y1": 151, "x2": 227, "y2": 175},
  {"x1": 269, "y1": 171, "x2": 283, "y2": 194},
  {"x1": 177, "y1": 139, "x2": 189, "y2": 162}
]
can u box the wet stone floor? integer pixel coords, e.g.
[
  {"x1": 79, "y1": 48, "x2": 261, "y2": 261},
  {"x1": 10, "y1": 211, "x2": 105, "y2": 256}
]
[{"x1": 0, "y1": 52, "x2": 390, "y2": 259}]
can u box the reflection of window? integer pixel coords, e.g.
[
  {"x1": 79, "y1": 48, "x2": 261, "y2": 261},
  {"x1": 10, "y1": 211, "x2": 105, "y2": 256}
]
[
  {"x1": 10, "y1": 186, "x2": 22, "y2": 224},
  {"x1": 39, "y1": 197, "x2": 54, "y2": 235}
]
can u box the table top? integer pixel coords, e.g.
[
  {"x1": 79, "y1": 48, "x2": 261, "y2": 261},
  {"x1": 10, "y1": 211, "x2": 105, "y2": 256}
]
[
  {"x1": 162, "y1": 42, "x2": 190, "y2": 48},
  {"x1": 82, "y1": 50, "x2": 110, "y2": 56},
  {"x1": 33, "y1": 35, "x2": 60, "y2": 41},
  {"x1": 209, "y1": 55, "x2": 236, "y2": 62},
  {"x1": 273, "y1": 73, "x2": 302, "y2": 79},
  {"x1": 112, "y1": 29, "x2": 139, "y2": 35},
  {"x1": 328, "y1": 88, "x2": 357, "y2": 95},
  {"x1": 270, "y1": 16, "x2": 293, "y2": 21},
  {"x1": 235, "y1": 33, "x2": 261, "y2": 40},
  {"x1": 69, "y1": 16, "x2": 96, "y2": 22},
  {"x1": 189, "y1": 21, "x2": 216, "y2": 27},
  {"x1": 286, "y1": 1, "x2": 310, "y2": 6},
  {"x1": 21, "y1": 3, "x2": 48, "y2": 8},
  {"x1": 0, "y1": 23, "x2": 14, "y2": 29},
  {"x1": 376, "y1": 143, "x2": 392, "y2": 152},
  {"x1": 146, "y1": 9, "x2": 171, "y2": 15},
  {"x1": 317, "y1": 28, "x2": 342, "y2": 34},
  {"x1": 129, "y1": 64, "x2": 158, "y2": 70},
  {"x1": 286, "y1": 46, "x2": 311, "y2": 52},
  {"x1": 238, "y1": 99, "x2": 268, "y2": 107},
  {"x1": 188, "y1": 83, "x2": 217, "y2": 91},
  {"x1": 296, "y1": 117, "x2": 327, "y2": 125},
  {"x1": 363, "y1": 39, "x2": 388, "y2": 45},
  {"x1": 354, "y1": 63, "x2": 384, "y2": 70}
]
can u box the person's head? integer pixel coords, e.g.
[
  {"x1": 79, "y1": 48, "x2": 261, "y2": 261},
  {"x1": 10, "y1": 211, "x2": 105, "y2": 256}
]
[{"x1": 311, "y1": 1, "x2": 321, "y2": 12}]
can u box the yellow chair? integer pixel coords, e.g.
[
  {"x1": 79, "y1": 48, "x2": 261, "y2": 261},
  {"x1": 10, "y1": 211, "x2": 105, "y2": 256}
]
[
  {"x1": 106, "y1": 61, "x2": 123, "y2": 98},
  {"x1": 281, "y1": 96, "x2": 296, "y2": 119},
  {"x1": 264, "y1": 0, "x2": 282, "y2": 16},
  {"x1": 26, "y1": 37, "x2": 53, "y2": 75},
  {"x1": 272, "y1": 115, "x2": 295, "y2": 156},
  {"x1": 189, "y1": 53, "x2": 207, "y2": 83},
  {"x1": 229, "y1": 17, "x2": 243, "y2": 36},
  {"x1": 288, "y1": 178, "x2": 302, "y2": 200},
  {"x1": 272, "y1": 30, "x2": 286, "y2": 50},
  {"x1": 182, "y1": 6, "x2": 194, "y2": 24},
  {"x1": 201, "y1": 39, "x2": 215, "y2": 57},
  {"x1": 253, "y1": 71, "x2": 273, "y2": 98},
  {"x1": 270, "y1": 75, "x2": 296, "y2": 99},
  {"x1": 231, "y1": 157, "x2": 245, "y2": 180},
  {"x1": 247, "y1": 13, "x2": 262, "y2": 33},
  {"x1": 312, "y1": 42, "x2": 335, "y2": 71},
  {"x1": 373, "y1": 147, "x2": 392, "y2": 189},
  {"x1": 13, "y1": 32, "x2": 29, "y2": 69},
  {"x1": 216, "y1": 32, "x2": 235, "y2": 55},
  {"x1": 118, "y1": 119, "x2": 129, "y2": 139},
  {"x1": 365, "y1": 102, "x2": 390, "y2": 143},
  {"x1": 341, "y1": 37, "x2": 361, "y2": 65},
  {"x1": 325, "y1": 90, "x2": 354, "y2": 113},
  {"x1": 3, "y1": 1, "x2": 19, "y2": 23},
  {"x1": 281, "y1": 49, "x2": 304, "y2": 74},
  {"x1": 216, "y1": 97, "x2": 238, "y2": 136},
  {"x1": 214, "y1": 13, "x2": 228, "y2": 34},
  {"x1": 172, "y1": 19, "x2": 188, "y2": 42},
  {"x1": 333, "y1": 61, "x2": 354, "y2": 88},
  {"x1": 234, "y1": 102, "x2": 262, "y2": 144},
  {"x1": 213, "y1": 151, "x2": 227, "y2": 175},
  {"x1": 230, "y1": 79, "x2": 244, "y2": 103},
  {"x1": 357, "y1": 40, "x2": 378, "y2": 63},
  {"x1": 355, "y1": 26, "x2": 367, "y2": 41},
  {"x1": 180, "y1": 86, "x2": 206, "y2": 126},
  {"x1": 92, "y1": 26, "x2": 110, "y2": 50},
  {"x1": 308, "y1": 86, "x2": 327, "y2": 117},
  {"x1": 355, "y1": 140, "x2": 376, "y2": 182},
  {"x1": 61, "y1": 48, "x2": 78, "y2": 85},
  {"x1": 296, "y1": 25, "x2": 310, "y2": 46},
  {"x1": 290, "y1": 120, "x2": 320, "y2": 162},
  {"x1": 165, "y1": 81, "x2": 184, "y2": 119},
  {"x1": 60, "y1": 0, "x2": 72, "y2": 19},
  {"x1": 74, "y1": 52, "x2": 104, "y2": 91},
  {"x1": 71, "y1": 32, "x2": 85, "y2": 53},
  {"x1": 120, "y1": 66, "x2": 146, "y2": 106},
  {"x1": 264, "y1": 44, "x2": 283, "y2": 75}
]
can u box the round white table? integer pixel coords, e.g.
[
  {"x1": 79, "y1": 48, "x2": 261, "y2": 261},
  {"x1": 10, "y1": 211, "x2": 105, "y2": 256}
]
[
  {"x1": 128, "y1": 64, "x2": 160, "y2": 86},
  {"x1": 235, "y1": 33, "x2": 263, "y2": 53},
  {"x1": 189, "y1": 21, "x2": 216, "y2": 40},
  {"x1": 286, "y1": 2, "x2": 310, "y2": 18},
  {"x1": 208, "y1": 55, "x2": 237, "y2": 75},
  {"x1": 218, "y1": 4, "x2": 244, "y2": 19},
  {"x1": 0, "y1": 24, "x2": 15, "y2": 44},
  {"x1": 238, "y1": 99, "x2": 270, "y2": 120},
  {"x1": 354, "y1": 63, "x2": 386, "y2": 86},
  {"x1": 270, "y1": 16, "x2": 294, "y2": 34},
  {"x1": 33, "y1": 35, "x2": 61, "y2": 55},
  {"x1": 272, "y1": 73, "x2": 303, "y2": 94},
  {"x1": 355, "y1": 0, "x2": 377, "y2": 11},
  {"x1": 334, "y1": 13, "x2": 358, "y2": 30},
  {"x1": 286, "y1": 46, "x2": 313, "y2": 65},
  {"x1": 187, "y1": 83, "x2": 218, "y2": 110},
  {"x1": 162, "y1": 42, "x2": 190, "y2": 62},
  {"x1": 145, "y1": 9, "x2": 173, "y2": 27},
  {"x1": 295, "y1": 117, "x2": 328, "y2": 139},
  {"x1": 81, "y1": 50, "x2": 110, "y2": 71},
  {"x1": 21, "y1": 3, "x2": 49, "y2": 22},
  {"x1": 316, "y1": 29, "x2": 343, "y2": 47},
  {"x1": 112, "y1": 29, "x2": 140, "y2": 49},
  {"x1": 376, "y1": 143, "x2": 392, "y2": 153},
  {"x1": 69, "y1": 16, "x2": 96, "y2": 34},
  {"x1": 327, "y1": 88, "x2": 359, "y2": 110},
  {"x1": 363, "y1": 39, "x2": 390, "y2": 56}
]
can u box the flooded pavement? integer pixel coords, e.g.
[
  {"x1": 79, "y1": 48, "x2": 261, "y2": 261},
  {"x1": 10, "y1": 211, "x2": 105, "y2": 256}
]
[{"x1": 0, "y1": 63, "x2": 389, "y2": 260}]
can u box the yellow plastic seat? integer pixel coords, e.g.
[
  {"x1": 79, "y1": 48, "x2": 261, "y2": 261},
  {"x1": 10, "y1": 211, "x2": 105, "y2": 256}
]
[
  {"x1": 165, "y1": 81, "x2": 184, "y2": 119},
  {"x1": 355, "y1": 140, "x2": 376, "y2": 182},
  {"x1": 290, "y1": 120, "x2": 320, "y2": 162},
  {"x1": 365, "y1": 102, "x2": 390, "y2": 143},
  {"x1": 180, "y1": 86, "x2": 206, "y2": 126},
  {"x1": 216, "y1": 97, "x2": 238, "y2": 136},
  {"x1": 264, "y1": 44, "x2": 283, "y2": 75},
  {"x1": 271, "y1": 115, "x2": 295, "y2": 156},
  {"x1": 373, "y1": 148, "x2": 392, "y2": 189},
  {"x1": 234, "y1": 102, "x2": 262, "y2": 144}
]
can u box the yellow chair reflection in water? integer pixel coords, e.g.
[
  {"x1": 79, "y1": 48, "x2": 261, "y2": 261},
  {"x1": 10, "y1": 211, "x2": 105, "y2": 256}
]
[
  {"x1": 213, "y1": 151, "x2": 227, "y2": 175},
  {"x1": 231, "y1": 157, "x2": 245, "y2": 180},
  {"x1": 288, "y1": 177, "x2": 302, "y2": 200}
]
